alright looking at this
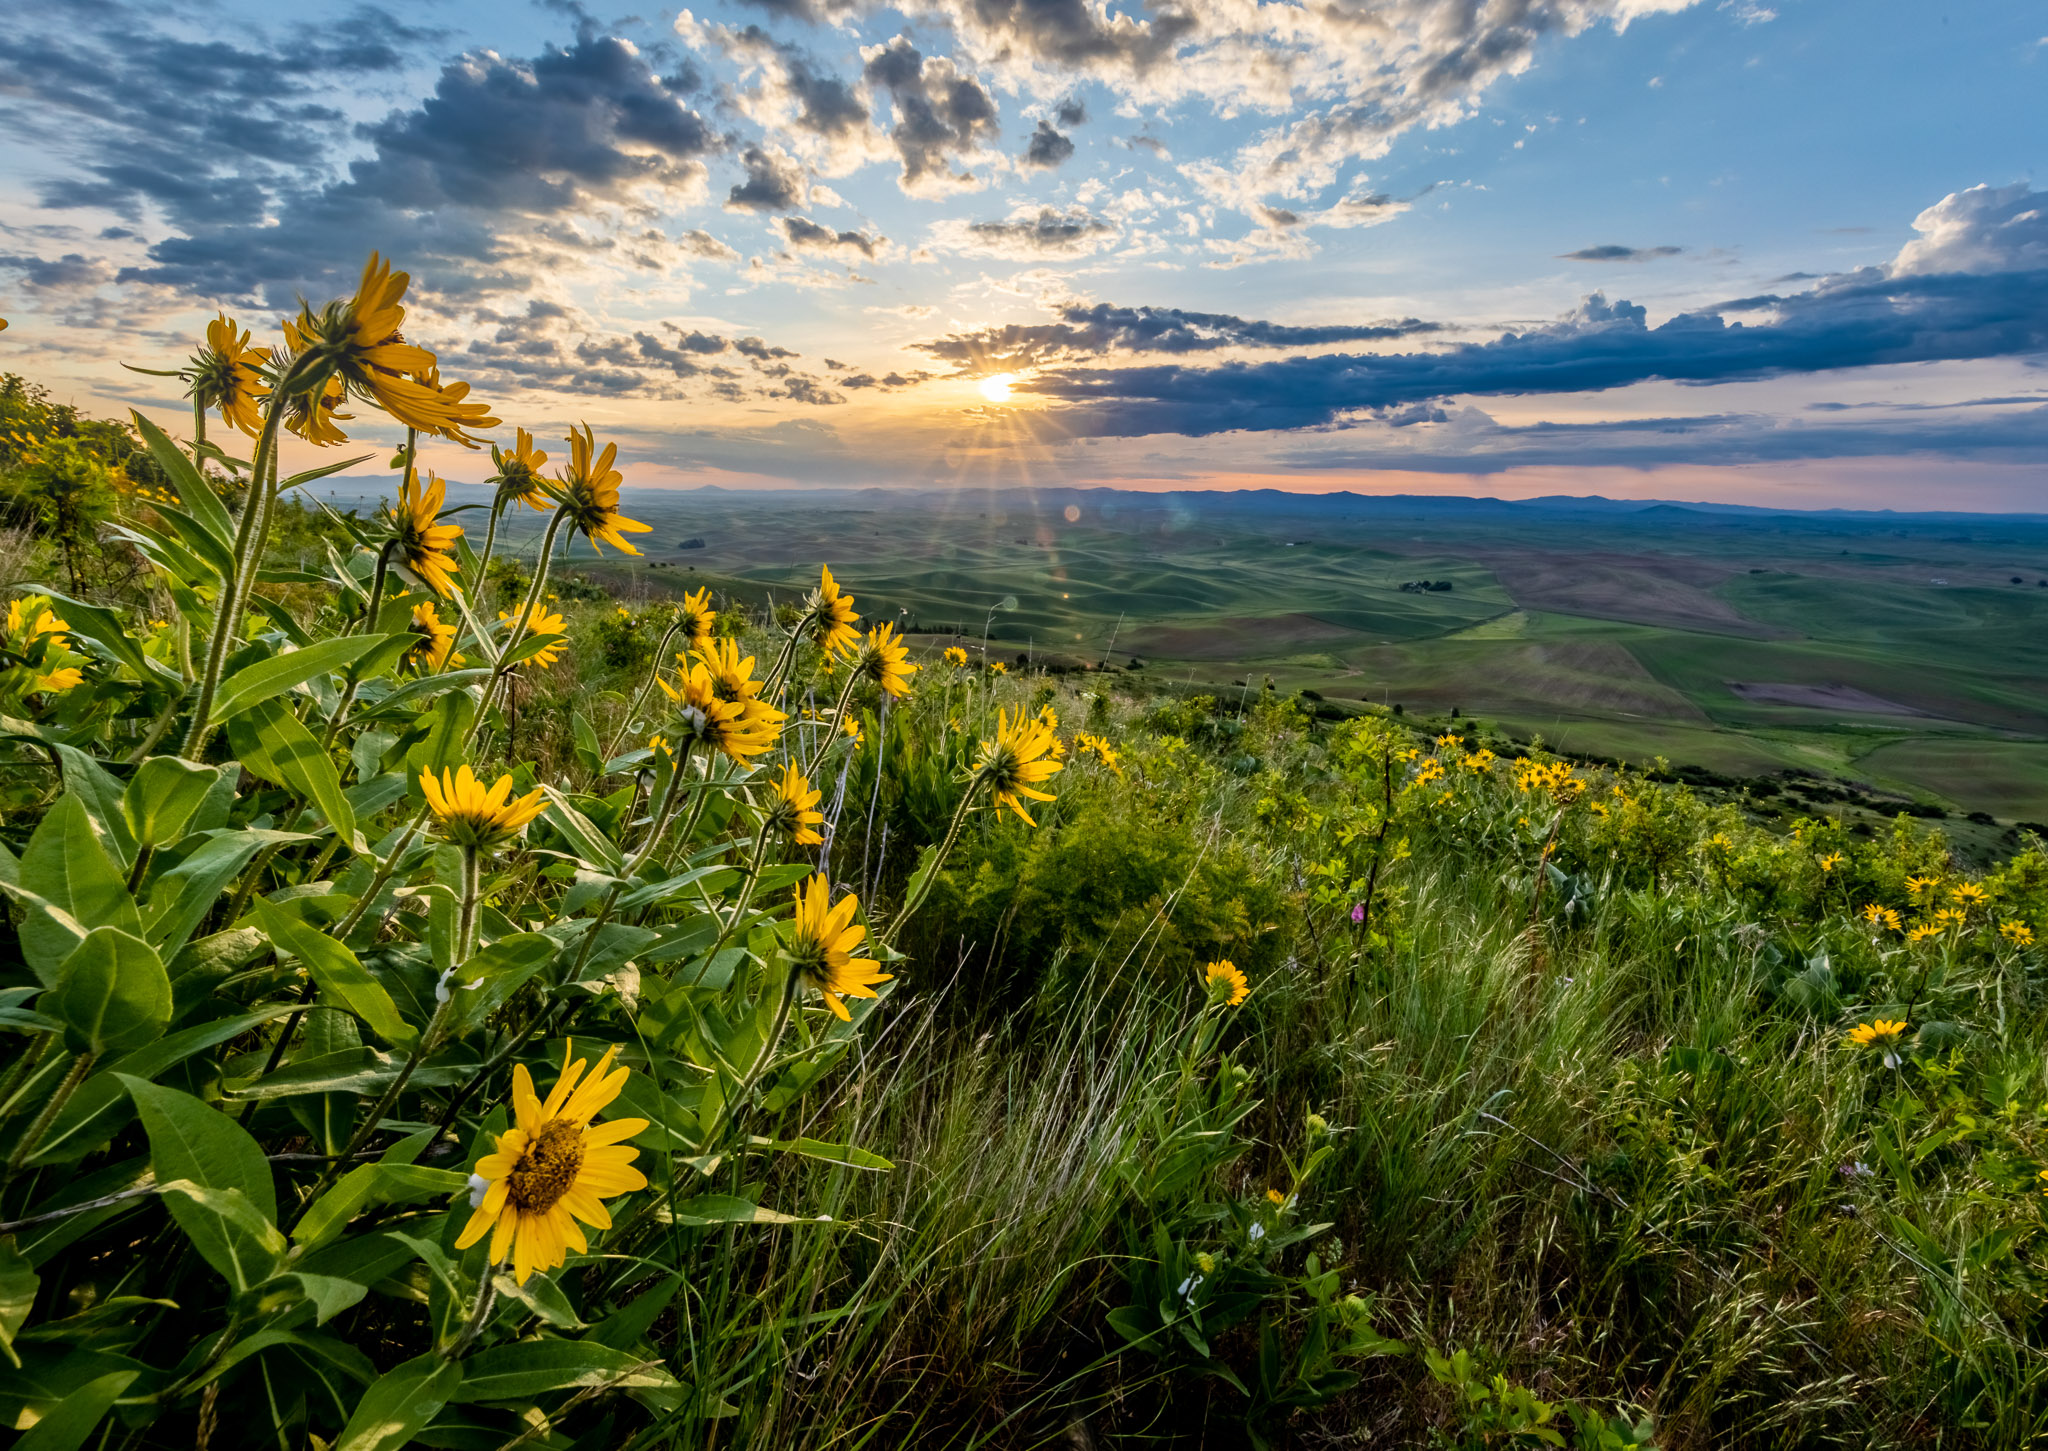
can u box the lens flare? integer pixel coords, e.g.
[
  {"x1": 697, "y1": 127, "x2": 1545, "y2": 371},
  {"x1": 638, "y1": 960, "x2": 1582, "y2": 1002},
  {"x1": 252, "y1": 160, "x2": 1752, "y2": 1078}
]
[{"x1": 979, "y1": 373, "x2": 1015, "y2": 403}]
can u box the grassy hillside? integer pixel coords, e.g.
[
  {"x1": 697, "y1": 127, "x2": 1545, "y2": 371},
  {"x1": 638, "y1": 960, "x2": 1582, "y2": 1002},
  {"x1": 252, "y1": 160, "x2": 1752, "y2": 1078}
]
[{"x1": 8, "y1": 362, "x2": 2048, "y2": 1449}]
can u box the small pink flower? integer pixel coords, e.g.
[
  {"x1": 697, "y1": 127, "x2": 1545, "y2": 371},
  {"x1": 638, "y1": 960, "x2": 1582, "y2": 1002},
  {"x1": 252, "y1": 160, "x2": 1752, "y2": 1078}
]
[{"x1": 1350, "y1": 903, "x2": 1365, "y2": 924}]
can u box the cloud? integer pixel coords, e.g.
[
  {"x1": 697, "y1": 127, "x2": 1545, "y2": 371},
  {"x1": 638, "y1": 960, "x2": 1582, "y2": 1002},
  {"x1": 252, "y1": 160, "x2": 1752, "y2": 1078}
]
[
  {"x1": 726, "y1": 143, "x2": 810, "y2": 211},
  {"x1": 687, "y1": 19, "x2": 888, "y2": 178},
  {"x1": 96, "y1": 30, "x2": 720, "y2": 304},
  {"x1": 931, "y1": 204, "x2": 1117, "y2": 259},
  {"x1": 1055, "y1": 98, "x2": 1089, "y2": 127},
  {"x1": 0, "y1": 252, "x2": 113, "y2": 290},
  {"x1": 1560, "y1": 244, "x2": 1684, "y2": 261},
  {"x1": 1020, "y1": 184, "x2": 2048, "y2": 438},
  {"x1": 914, "y1": 301, "x2": 1441, "y2": 369},
  {"x1": 1893, "y1": 182, "x2": 2048, "y2": 275},
  {"x1": 779, "y1": 215, "x2": 886, "y2": 258},
  {"x1": 861, "y1": 36, "x2": 1002, "y2": 193},
  {"x1": 1022, "y1": 119, "x2": 1076, "y2": 169}
]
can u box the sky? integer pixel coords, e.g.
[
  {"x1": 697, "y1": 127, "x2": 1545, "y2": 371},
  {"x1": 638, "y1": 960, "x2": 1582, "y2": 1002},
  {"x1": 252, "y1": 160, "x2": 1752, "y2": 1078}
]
[{"x1": 0, "y1": 0, "x2": 2044, "y2": 510}]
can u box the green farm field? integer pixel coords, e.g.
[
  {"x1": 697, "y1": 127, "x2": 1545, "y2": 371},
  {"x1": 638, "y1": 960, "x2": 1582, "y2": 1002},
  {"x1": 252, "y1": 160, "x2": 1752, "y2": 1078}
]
[{"x1": 452, "y1": 482, "x2": 2048, "y2": 820}]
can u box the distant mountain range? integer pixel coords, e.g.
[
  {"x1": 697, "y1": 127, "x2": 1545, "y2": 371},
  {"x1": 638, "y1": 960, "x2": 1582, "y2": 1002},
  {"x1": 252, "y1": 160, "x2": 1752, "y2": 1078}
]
[{"x1": 302, "y1": 477, "x2": 2048, "y2": 526}]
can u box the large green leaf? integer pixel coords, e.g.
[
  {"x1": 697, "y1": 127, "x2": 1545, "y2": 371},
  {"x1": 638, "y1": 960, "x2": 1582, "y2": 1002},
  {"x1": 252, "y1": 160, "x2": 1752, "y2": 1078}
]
[
  {"x1": 211, "y1": 635, "x2": 394, "y2": 724},
  {"x1": 254, "y1": 898, "x2": 416, "y2": 1048},
  {"x1": 38, "y1": 590, "x2": 179, "y2": 686},
  {"x1": 17, "y1": 797, "x2": 140, "y2": 986},
  {"x1": 0, "y1": 1239, "x2": 35, "y2": 1370},
  {"x1": 333, "y1": 1352, "x2": 462, "y2": 1451},
  {"x1": 131, "y1": 410, "x2": 234, "y2": 546},
  {"x1": 539, "y1": 788, "x2": 624, "y2": 873},
  {"x1": 405, "y1": 690, "x2": 474, "y2": 785},
  {"x1": 48, "y1": 929, "x2": 171, "y2": 1057},
  {"x1": 451, "y1": 1339, "x2": 678, "y2": 1404},
  {"x1": 119, "y1": 1076, "x2": 276, "y2": 1220},
  {"x1": 229, "y1": 698, "x2": 358, "y2": 848},
  {"x1": 142, "y1": 828, "x2": 308, "y2": 961},
  {"x1": 447, "y1": 932, "x2": 557, "y2": 1032},
  {"x1": 53, "y1": 746, "x2": 136, "y2": 869},
  {"x1": 293, "y1": 1162, "x2": 469, "y2": 1252},
  {"x1": 122, "y1": 757, "x2": 222, "y2": 849},
  {"x1": 155, "y1": 1180, "x2": 288, "y2": 1293},
  {"x1": 13, "y1": 1369, "x2": 138, "y2": 1451}
]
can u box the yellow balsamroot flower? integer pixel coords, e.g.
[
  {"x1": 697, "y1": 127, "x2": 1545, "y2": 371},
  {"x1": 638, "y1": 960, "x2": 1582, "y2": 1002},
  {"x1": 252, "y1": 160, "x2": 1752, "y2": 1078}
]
[
  {"x1": 787, "y1": 874, "x2": 891, "y2": 1020},
  {"x1": 695, "y1": 636, "x2": 763, "y2": 702},
  {"x1": 1818, "y1": 852, "x2": 1843, "y2": 873},
  {"x1": 1075, "y1": 732, "x2": 1123, "y2": 776},
  {"x1": 1462, "y1": 748, "x2": 1496, "y2": 773},
  {"x1": 1266, "y1": 1188, "x2": 1287, "y2": 1206},
  {"x1": 1039, "y1": 703, "x2": 1059, "y2": 731},
  {"x1": 1950, "y1": 882, "x2": 1988, "y2": 908},
  {"x1": 407, "y1": 601, "x2": 463, "y2": 671},
  {"x1": 390, "y1": 471, "x2": 463, "y2": 597},
  {"x1": 1846, "y1": 1018, "x2": 1909, "y2": 1067},
  {"x1": 978, "y1": 706, "x2": 1063, "y2": 826},
  {"x1": 1905, "y1": 875, "x2": 1940, "y2": 896},
  {"x1": 852, "y1": 621, "x2": 917, "y2": 699},
  {"x1": 556, "y1": 423, "x2": 651, "y2": 554},
  {"x1": 990, "y1": 661, "x2": 1007, "y2": 675},
  {"x1": 1933, "y1": 907, "x2": 1967, "y2": 930},
  {"x1": 421, "y1": 764, "x2": 547, "y2": 850},
  {"x1": 943, "y1": 646, "x2": 969, "y2": 667},
  {"x1": 658, "y1": 662, "x2": 785, "y2": 767},
  {"x1": 190, "y1": 313, "x2": 270, "y2": 436},
  {"x1": 500, "y1": 604, "x2": 567, "y2": 669},
  {"x1": 679, "y1": 587, "x2": 718, "y2": 651},
  {"x1": 455, "y1": 1041, "x2": 648, "y2": 1286},
  {"x1": 1707, "y1": 833, "x2": 1734, "y2": 852},
  {"x1": 2001, "y1": 920, "x2": 2035, "y2": 946},
  {"x1": 488, "y1": 427, "x2": 552, "y2": 511},
  {"x1": 277, "y1": 253, "x2": 493, "y2": 443},
  {"x1": 765, "y1": 763, "x2": 825, "y2": 846},
  {"x1": 841, "y1": 714, "x2": 864, "y2": 746},
  {"x1": 1203, "y1": 959, "x2": 1250, "y2": 1007},
  {"x1": 805, "y1": 565, "x2": 860, "y2": 658},
  {"x1": 34, "y1": 665, "x2": 84, "y2": 693},
  {"x1": 7, "y1": 597, "x2": 66, "y2": 647},
  {"x1": 275, "y1": 366, "x2": 353, "y2": 447},
  {"x1": 1860, "y1": 904, "x2": 1902, "y2": 932},
  {"x1": 1906, "y1": 924, "x2": 1939, "y2": 944}
]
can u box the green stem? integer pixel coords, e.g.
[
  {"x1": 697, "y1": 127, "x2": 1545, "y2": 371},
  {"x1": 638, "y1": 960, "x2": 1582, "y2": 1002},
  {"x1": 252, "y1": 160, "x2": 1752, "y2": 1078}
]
[
  {"x1": 457, "y1": 845, "x2": 482, "y2": 965},
  {"x1": 704, "y1": 829, "x2": 773, "y2": 962},
  {"x1": 473, "y1": 500, "x2": 505, "y2": 605},
  {"x1": 883, "y1": 767, "x2": 988, "y2": 948},
  {"x1": 181, "y1": 368, "x2": 301, "y2": 759},
  {"x1": 3, "y1": 1052, "x2": 94, "y2": 1183},
  {"x1": 761, "y1": 624, "x2": 804, "y2": 705},
  {"x1": 294, "y1": 995, "x2": 453, "y2": 1226},
  {"x1": 807, "y1": 665, "x2": 863, "y2": 778},
  {"x1": 332, "y1": 807, "x2": 431, "y2": 941},
  {"x1": 444, "y1": 1271, "x2": 499, "y2": 1360},
  {"x1": 191, "y1": 397, "x2": 207, "y2": 472},
  {"x1": 320, "y1": 542, "x2": 396, "y2": 752},
  {"x1": 473, "y1": 507, "x2": 568, "y2": 742},
  {"x1": 604, "y1": 616, "x2": 687, "y2": 760}
]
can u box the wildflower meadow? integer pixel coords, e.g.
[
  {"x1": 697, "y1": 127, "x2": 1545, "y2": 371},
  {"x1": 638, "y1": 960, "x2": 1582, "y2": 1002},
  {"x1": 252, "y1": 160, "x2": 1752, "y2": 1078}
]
[{"x1": 3, "y1": 256, "x2": 2048, "y2": 1449}]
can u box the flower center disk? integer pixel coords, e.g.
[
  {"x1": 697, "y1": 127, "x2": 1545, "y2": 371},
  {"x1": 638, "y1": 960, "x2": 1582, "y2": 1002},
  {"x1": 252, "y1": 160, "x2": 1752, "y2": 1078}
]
[{"x1": 507, "y1": 1119, "x2": 585, "y2": 1214}]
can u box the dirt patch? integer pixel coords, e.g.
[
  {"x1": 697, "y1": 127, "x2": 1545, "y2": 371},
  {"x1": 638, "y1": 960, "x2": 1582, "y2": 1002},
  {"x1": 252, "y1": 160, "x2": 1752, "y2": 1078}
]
[
  {"x1": 1126, "y1": 613, "x2": 1362, "y2": 661},
  {"x1": 1336, "y1": 640, "x2": 1710, "y2": 722},
  {"x1": 1469, "y1": 551, "x2": 1791, "y2": 639},
  {"x1": 1727, "y1": 682, "x2": 1930, "y2": 716}
]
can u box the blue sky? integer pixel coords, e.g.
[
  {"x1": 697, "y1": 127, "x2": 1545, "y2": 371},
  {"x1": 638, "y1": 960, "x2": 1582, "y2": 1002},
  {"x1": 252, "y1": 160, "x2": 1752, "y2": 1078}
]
[{"x1": 1, "y1": 0, "x2": 2043, "y2": 508}]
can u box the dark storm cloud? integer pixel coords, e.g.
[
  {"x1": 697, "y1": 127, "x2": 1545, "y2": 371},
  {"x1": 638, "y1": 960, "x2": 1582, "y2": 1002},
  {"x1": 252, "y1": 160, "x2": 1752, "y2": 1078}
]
[
  {"x1": 0, "y1": 252, "x2": 114, "y2": 290},
  {"x1": 1025, "y1": 267, "x2": 2048, "y2": 438},
  {"x1": 726, "y1": 144, "x2": 808, "y2": 211},
  {"x1": 1055, "y1": 98, "x2": 1088, "y2": 127},
  {"x1": 915, "y1": 302, "x2": 1441, "y2": 368},
  {"x1": 35, "y1": 26, "x2": 722, "y2": 304},
  {"x1": 1560, "y1": 244, "x2": 1684, "y2": 262},
  {"x1": 861, "y1": 36, "x2": 1001, "y2": 190},
  {"x1": 1022, "y1": 119, "x2": 1075, "y2": 169},
  {"x1": 779, "y1": 216, "x2": 885, "y2": 258},
  {"x1": 1272, "y1": 402, "x2": 2048, "y2": 475}
]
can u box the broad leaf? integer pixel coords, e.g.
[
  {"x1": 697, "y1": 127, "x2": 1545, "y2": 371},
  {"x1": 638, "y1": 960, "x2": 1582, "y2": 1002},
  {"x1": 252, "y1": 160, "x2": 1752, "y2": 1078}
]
[
  {"x1": 119, "y1": 1076, "x2": 276, "y2": 1220},
  {"x1": 156, "y1": 1180, "x2": 287, "y2": 1293},
  {"x1": 451, "y1": 1339, "x2": 678, "y2": 1403},
  {"x1": 293, "y1": 1162, "x2": 469, "y2": 1252},
  {"x1": 18, "y1": 797, "x2": 140, "y2": 986},
  {"x1": 123, "y1": 757, "x2": 222, "y2": 849},
  {"x1": 333, "y1": 1352, "x2": 462, "y2": 1451},
  {"x1": 48, "y1": 928, "x2": 171, "y2": 1057},
  {"x1": 212, "y1": 635, "x2": 394, "y2": 724},
  {"x1": 229, "y1": 698, "x2": 358, "y2": 848}
]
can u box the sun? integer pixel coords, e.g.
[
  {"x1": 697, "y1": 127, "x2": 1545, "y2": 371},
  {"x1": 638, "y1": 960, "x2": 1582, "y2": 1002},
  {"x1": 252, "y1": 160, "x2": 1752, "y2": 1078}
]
[{"x1": 979, "y1": 373, "x2": 1016, "y2": 404}]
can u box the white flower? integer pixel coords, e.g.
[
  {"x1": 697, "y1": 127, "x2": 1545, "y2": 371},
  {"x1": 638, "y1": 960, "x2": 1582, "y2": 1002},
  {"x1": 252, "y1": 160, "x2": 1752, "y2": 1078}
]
[
  {"x1": 1175, "y1": 1273, "x2": 1203, "y2": 1303},
  {"x1": 1247, "y1": 1222, "x2": 1266, "y2": 1245},
  {"x1": 466, "y1": 1172, "x2": 490, "y2": 1208}
]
